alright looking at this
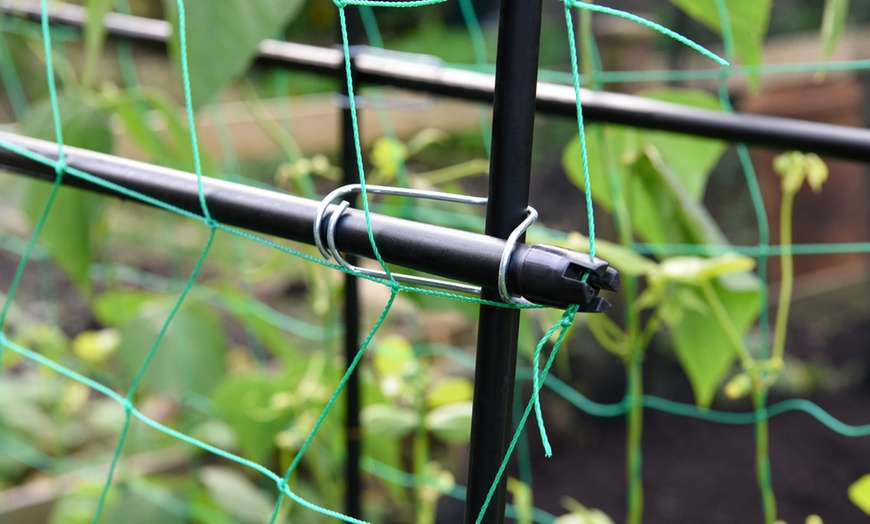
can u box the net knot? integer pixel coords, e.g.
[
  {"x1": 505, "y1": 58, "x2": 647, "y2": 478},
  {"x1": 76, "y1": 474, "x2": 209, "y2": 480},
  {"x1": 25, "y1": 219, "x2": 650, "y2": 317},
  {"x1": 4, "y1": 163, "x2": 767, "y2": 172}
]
[
  {"x1": 204, "y1": 217, "x2": 219, "y2": 230},
  {"x1": 332, "y1": 0, "x2": 346, "y2": 7},
  {"x1": 558, "y1": 308, "x2": 576, "y2": 327},
  {"x1": 54, "y1": 158, "x2": 67, "y2": 178},
  {"x1": 276, "y1": 478, "x2": 289, "y2": 495}
]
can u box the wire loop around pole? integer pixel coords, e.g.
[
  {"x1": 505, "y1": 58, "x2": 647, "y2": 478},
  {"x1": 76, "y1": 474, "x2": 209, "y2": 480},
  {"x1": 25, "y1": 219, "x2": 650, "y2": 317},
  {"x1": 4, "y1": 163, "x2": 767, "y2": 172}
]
[
  {"x1": 314, "y1": 183, "x2": 486, "y2": 295},
  {"x1": 314, "y1": 184, "x2": 546, "y2": 304},
  {"x1": 497, "y1": 206, "x2": 538, "y2": 306}
]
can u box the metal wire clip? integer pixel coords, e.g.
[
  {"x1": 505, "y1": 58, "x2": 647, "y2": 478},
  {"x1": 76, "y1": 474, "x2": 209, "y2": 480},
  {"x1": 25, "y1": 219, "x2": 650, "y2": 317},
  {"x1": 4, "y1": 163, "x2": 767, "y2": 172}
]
[
  {"x1": 314, "y1": 184, "x2": 488, "y2": 295},
  {"x1": 313, "y1": 184, "x2": 616, "y2": 310}
]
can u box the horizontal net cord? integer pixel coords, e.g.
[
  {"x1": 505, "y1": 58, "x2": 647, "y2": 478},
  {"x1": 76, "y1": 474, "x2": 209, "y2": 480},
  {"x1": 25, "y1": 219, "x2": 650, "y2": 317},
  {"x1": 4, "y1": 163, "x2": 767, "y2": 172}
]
[{"x1": 416, "y1": 343, "x2": 870, "y2": 437}]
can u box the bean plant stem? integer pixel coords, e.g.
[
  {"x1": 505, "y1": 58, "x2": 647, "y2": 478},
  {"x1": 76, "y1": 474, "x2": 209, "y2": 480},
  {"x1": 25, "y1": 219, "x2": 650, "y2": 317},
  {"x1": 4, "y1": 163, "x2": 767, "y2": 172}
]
[
  {"x1": 626, "y1": 337, "x2": 644, "y2": 524},
  {"x1": 596, "y1": 123, "x2": 645, "y2": 524},
  {"x1": 771, "y1": 191, "x2": 795, "y2": 369},
  {"x1": 699, "y1": 281, "x2": 754, "y2": 371},
  {"x1": 752, "y1": 385, "x2": 776, "y2": 523}
]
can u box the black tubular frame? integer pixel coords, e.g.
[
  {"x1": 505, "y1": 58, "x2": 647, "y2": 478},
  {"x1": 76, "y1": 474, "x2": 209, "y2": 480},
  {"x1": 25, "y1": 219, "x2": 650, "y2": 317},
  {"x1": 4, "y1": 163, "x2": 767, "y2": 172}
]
[
  {"x1": 465, "y1": 0, "x2": 543, "y2": 521},
  {"x1": 340, "y1": 9, "x2": 363, "y2": 520},
  {"x1": 5, "y1": 0, "x2": 870, "y2": 161},
  {"x1": 1, "y1": 2, "x2": 869, "y2": 524}
]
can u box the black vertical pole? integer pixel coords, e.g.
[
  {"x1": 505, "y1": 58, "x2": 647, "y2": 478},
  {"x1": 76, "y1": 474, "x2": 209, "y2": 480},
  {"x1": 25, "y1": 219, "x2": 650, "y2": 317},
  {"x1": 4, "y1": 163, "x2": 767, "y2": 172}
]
[
  {"x1": 464, "y1": 0, "x2": 543, "y2": 522},
  {"x1": 341, "y1": 7, "x2": 363, "y2": 520}
]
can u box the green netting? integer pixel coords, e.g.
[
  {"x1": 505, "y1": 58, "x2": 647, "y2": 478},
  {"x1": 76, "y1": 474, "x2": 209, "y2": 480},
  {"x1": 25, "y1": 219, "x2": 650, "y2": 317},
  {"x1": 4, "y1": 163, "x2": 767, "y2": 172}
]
[{"x1": 1, "y1": 1, "x2": 870, "y2": 523}]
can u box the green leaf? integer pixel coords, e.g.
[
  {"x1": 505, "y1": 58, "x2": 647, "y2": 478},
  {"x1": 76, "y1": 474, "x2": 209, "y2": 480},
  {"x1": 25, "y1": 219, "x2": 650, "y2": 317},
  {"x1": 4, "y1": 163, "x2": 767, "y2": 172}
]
[
  {"x1": 668, "y1": 0, "x2": 772, "y2": 69},
  {"x1": 655, "y1": 254, "x2": 755, "y2": 285},
  {"x1": 821, "y1": 0, "x2": 850, "y2": 60},
  {"x1": 371, "y1": 137, "x2": 407, "y2": 181},
  {"x1": 562, "y1": 123, "x2": 623, "y2": 213},
  {"x1": 774, "y1": 151, "x2": 829, "y2": 195},
  {"x1": 218, "y1": 288, "x2": 303, "y2": 361},
  {"x1": 626, "y1": 147, "x2": 730, "y2": 247},
  {"x1": 665, "y1": 274, "x2": 760, "y2": 407},
  {"x1": 636, "y1": 89, "x2": 725, "y2": 200},
  {"x1": 507, "y1": 478, "x2": 534, "y2": 524},
  {"x1": 563, "y1": 89, "x2": 726, "y2": 249},
  {"x1": 373, "y1": 334, "x2": 417, "y2": 377},
  {"x1": 200, "y1": 466, "x2": 276, "y2": 524},
  {"x1": 108, "y1": 294, "x2": 227, "y2": 396},
  {"x1": 849, "y1": 474, "x2": 870, "y2": 516},
  {"x1": 93, "y1": 290, "x2": 159, "y2": 326},
  {"x1": 426, "y1": 377, "x2": 473, "y2": 409},
  {"x1": 103, "y1": 481, "x2": 186, "y2": 524},
  {"x1": 71, "y1": 328, "x2": 121, "y2": 364},
  {"x1": 162, "y1": 0, "x2": 305, "y2": 108},
  {"x1": 20, "y1": 90, "x2": 112, "y2": 294},
  {"x1": 361, "y1": 403, "x2": 420, "y2": 439},
  {"x1": 83, "y1": 0, "x2": 113, "y2": 87},
  {"x1": 555, "y1": 498, "x2": 616, "y2": 524},
  {"x1": 425, "y1": 401, "x2": 472, "y2": 443},
  {"x1": 109, "y1": 89, "x2": 216, "y2": 172},
  {"x1": 211, "y1": 374, "x2": 296, "y2": 464}
]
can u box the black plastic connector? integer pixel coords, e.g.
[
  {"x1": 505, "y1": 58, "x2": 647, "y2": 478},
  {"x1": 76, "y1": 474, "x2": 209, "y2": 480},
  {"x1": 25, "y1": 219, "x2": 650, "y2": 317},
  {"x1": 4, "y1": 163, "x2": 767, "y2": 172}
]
[{"x1": 511, "y1": 244, "x2": 620, "y2": 311}]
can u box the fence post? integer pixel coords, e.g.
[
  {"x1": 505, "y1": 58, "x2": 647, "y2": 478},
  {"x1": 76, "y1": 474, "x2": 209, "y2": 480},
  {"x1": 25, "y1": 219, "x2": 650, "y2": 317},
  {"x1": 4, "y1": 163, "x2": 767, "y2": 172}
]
[
  {"x1": 464, "y1": 0, "x2": 543, "y2": 521},
  {"x1": 341, "y1": 7, "x2": 363, "y2": 519}
]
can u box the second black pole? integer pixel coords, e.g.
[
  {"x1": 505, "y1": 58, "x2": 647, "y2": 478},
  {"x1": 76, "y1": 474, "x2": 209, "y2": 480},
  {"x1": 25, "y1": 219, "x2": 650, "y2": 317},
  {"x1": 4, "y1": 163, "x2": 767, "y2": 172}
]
[
  {"x1": 464, "y1": 0, "x2": 544, "y2": 521},
  {"x1": 341, "y1": 6, "x2": 363, "y2": 519}
]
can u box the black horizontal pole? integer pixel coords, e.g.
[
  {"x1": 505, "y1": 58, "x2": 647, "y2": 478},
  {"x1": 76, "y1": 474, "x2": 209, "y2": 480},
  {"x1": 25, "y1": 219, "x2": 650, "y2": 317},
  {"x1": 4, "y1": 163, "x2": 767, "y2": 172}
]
[
  {"x1": 0, "y1": 0, "x2": 870, "y2": 162},
  {"x1": 0, "y1": 130, "x2": 615, "y2": 310},
  {"x1": 4, "y1": 0, "x2": 870, "y2": 161}
]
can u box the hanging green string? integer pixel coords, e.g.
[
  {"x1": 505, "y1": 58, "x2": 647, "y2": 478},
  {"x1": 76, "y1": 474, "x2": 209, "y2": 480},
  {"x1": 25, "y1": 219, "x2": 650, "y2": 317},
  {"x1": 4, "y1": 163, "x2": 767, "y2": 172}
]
[{"x1": 475, "y1": 305, "x2": 579, "y2": 523}]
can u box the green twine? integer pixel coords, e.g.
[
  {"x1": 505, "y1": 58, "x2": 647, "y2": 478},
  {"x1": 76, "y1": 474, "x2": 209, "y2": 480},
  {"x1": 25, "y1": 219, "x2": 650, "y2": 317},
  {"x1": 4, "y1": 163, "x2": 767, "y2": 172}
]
[
  {"x1": 712, "y1": 1, "x2": 776, "y2": 520},
  {"x1": 563, "y1": 4, "x2": 596, "y2": 260},
  {"x1": 0, "y1": 0, "x2": 67, "y2": 337},
  {"x1": 0, "y1": 332, "x2": 365, "y2": 522},
  {"x1": 569, "y1": 0, "x2": 729, "y2": 67},
  {"x1": 475, "y1": 305, "x2": 579, "y2": 523},
  {"x1": 175, "y1": 0, "x2": 210, "y2": 221},
  {"x1": 91, "y1": 230, "x2": 217, "y2": 522},
  {"x1": 270, "y1": 289, "x2": 399, "y2": 524},
  {"x1": 337, "y1": 5, "x2": 393, "y2": 281}
]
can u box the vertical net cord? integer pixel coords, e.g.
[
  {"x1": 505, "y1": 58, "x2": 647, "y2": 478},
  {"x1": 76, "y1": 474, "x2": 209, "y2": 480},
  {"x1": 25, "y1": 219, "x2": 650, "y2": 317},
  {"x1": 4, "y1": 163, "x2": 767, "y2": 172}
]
[
  {"x1": 712, "y1": 1, "x2": 775, "y2": 522},
  {"x1": 564, "y1": 3, "x2": 596, "y2": 261},
  {"x1": 456, "y1": 0, "x2": 493, "y2": 156},
  {"x1": 269, "y1": 291, "x2": 398, "y2": 524},
  {"x1": 0, "y1": 0, "x2": 68, "y2": 342},
  {"x1": 92, "y1": 0, "x2": 218, "y2": 520},
  {"x1": 563, "y1": 4, "x2": 730, "y2": 523},
  {"x1": 336, "y1": 3, "x2": 393, "y2": 281}
]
